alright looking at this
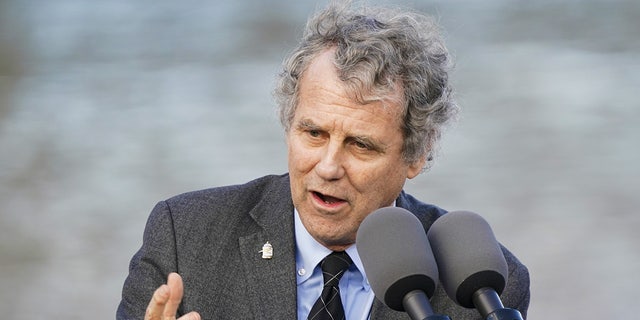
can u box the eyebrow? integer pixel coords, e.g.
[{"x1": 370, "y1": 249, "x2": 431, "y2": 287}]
[{"x1": 296, "y1": 119, "x2": 320, "y2": 131}]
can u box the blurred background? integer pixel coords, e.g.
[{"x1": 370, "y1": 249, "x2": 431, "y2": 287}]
[{"x1": 0, "y1": 0, "x2": 638, "y2": 318}]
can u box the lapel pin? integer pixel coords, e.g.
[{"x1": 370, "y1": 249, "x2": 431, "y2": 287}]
[{"x1": 260, "y1": 241, "x2": 273, "y2": 259}]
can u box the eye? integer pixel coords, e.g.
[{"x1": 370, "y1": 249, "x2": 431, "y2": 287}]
[
  {"x1": 351, "y1": 138, "x2": 377, "y2": 151},
  {"x1": 308, "y1": 129, "x2": 321, "y2": 138},
  {"x1": 353, "y1": 140, "x2": 370, "y2": 150},
  {"x1": 349, "y1": 137, "x2": 383, "y2": 154}
]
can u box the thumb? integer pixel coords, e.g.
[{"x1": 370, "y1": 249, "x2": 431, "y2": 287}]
[{"x1": 163, "y1": 273, "x2": 184, "y2": 318}]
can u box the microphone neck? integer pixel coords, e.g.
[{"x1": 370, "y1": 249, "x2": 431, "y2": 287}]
[
  {"x1": 402, "y1": 290, "x2": 451, "y2": 320},
  {"x1": 403, "y1": 290, "x2": 434, "y2": 319},
  {"x1": 472, "y1": 287, "x2": 523, "y2": 320},
  {"x1": 472, "y1": 287, "x2": 504, "y2": 317}
]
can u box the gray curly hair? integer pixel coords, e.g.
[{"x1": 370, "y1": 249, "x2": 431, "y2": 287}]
[{"x1": 274, "y1": 1, "x2": 459, "y2": 168}]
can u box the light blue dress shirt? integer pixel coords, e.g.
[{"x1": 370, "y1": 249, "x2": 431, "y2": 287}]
[{"x1": 294, "y1": 209, "x2": 376, "y2": 320}]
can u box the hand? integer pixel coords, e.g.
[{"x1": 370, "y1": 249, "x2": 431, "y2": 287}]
[{"x1": 145, "y1": 272, "x2": 201, "y2": 320}]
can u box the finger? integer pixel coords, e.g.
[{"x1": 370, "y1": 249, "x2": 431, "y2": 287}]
[
  {"x1": 163, "y1": 273, "x2": 184, "y2": 319},
  {"x1": 145, "y1": 284, "x2": 170, "y2": 320},
  {"x1": 178, "y1": 311, "x2": 201, "y2": 320}
]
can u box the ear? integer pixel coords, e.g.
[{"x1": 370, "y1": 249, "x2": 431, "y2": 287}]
[{"x1": 407, "y1": 155, "x2": 427, "y2": 179}]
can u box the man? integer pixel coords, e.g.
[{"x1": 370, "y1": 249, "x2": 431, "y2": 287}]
[{"x1": 117, "y1": 2, "x2": 530, "y2": 319}]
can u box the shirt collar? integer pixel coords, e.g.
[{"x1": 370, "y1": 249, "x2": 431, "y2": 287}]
[{"x1": 294, "y1": 208, "x2": 331, "y2": 285}]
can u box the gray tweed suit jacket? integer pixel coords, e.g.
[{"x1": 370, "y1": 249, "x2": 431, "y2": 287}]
[{"x1": 117, "y1": 174, "x2": 529, "y2": 319}]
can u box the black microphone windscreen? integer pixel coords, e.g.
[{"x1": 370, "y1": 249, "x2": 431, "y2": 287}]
[
  {"x1": 427, "y1": 211, "x2": 508, "y2": 308},
  {"x1": 356, "y1": 207, "x2": 439, "y2": 311}
]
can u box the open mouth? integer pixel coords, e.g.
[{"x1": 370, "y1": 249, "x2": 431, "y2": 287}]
[{"x1": 313, "y1": 191, "x2": 345, "y2": 205}]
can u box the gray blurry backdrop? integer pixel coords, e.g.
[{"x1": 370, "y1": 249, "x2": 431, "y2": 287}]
[{"x1": 1, "y1": 0, "x2": 638, "y2": 319}]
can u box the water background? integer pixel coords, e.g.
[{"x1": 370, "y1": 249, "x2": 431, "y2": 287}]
[{"x1": 1, "y1": 0, "x2": 638, "y2": 318}]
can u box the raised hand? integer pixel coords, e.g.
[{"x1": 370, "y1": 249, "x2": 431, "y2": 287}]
[{"x1": 144, "y1": 273, "x2": 200, "y2": 320}]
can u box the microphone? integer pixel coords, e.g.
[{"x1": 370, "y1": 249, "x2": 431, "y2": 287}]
[
  {"x1": 357, "y1": 207, "x2": 450, "y2": 320},
  {"x1": 426, "y1": 211, "x2": 523, "y2": 320}
]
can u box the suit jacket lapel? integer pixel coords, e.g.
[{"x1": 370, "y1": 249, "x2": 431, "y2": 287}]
[{"x1": 238, "y1": 175, "x2": 298, "y2": 319}]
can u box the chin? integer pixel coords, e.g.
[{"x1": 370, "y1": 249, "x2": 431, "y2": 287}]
[{"x1": 317, "y1": 231, "x2": 356, "y2": 248}]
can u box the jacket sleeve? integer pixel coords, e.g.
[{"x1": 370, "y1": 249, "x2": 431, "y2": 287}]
[{"x1": 116, "y1": 201, "x2": 179, "y2": 320}]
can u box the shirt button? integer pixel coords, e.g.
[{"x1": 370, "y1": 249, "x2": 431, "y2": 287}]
[{"x1": 297, "y1": 268, "x2": 306, "y2": 276}]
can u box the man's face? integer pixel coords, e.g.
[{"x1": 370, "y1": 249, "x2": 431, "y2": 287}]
[{"x1": 286, "y1": 49, "x2": 425, "y2": 251}]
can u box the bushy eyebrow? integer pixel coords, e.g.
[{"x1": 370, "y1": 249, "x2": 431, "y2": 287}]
[{"x1": 296, "y1": 118, "x2": 320, "y2": 131}]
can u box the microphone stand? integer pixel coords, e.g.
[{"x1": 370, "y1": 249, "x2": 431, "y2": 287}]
[
  {"x1": 472, "y1": 287, "x2": 523, "y2": 320},
  {"x1": 403, "y1": 290, "x2": 451, "y2": 320}
]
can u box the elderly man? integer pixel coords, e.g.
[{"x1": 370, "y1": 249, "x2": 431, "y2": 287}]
[{"x1": 117, "y1": 2, "x2": 530, "y2": 319}]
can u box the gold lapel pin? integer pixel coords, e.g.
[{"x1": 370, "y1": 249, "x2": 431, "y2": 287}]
[{"x1": 259, "y1": 241, "x2": 273, "y2": 259}]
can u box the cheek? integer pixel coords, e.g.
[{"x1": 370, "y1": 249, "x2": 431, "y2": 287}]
[
  {"x1": 287, "y1": 137, "x2": 316, "y2": 173},
  {"x1": 351, "y1": 162, "x2": 408, "y2": 200}
]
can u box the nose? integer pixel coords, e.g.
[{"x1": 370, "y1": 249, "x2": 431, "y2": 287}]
[{"x1": 315, "y1": 143, "x2": 345, "y2": 181}]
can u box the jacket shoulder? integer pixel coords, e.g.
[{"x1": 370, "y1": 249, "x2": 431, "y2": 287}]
[
  {"x1": 397, "y1": 191, "x2": 447, "y2": 230},
  {"x1": 163, "y1": 174, "x2": 290, "y2": 215},
  {"x1": 151, "y1": 174, "x2": 291, "y2": 243}
]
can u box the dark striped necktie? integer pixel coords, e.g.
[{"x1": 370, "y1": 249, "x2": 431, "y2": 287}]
[{"x1": 308, "y1": 251, "x2": 353, "y2": 320}]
